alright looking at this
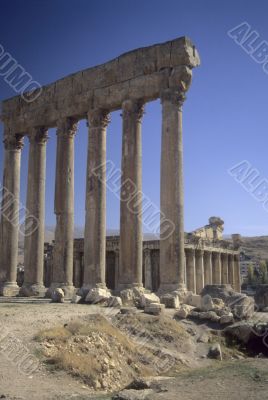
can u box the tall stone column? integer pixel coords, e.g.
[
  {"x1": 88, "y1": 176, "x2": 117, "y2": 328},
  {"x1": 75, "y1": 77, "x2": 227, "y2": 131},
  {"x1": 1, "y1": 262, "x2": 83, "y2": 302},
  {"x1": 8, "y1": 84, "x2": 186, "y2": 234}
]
[
  {"x1": 159, "y1": 89, "x2": 186, "y2": 292},
  {"x1": 0, "y1": 134, "x2": 23, "y2": 296},
  {"x1": 228, "y1": 253, "x2": 235, "y2": 288},
  {"x1": 234, "y1": 253, "x2": 241, "y2": 292},
  {"x1": 204, "y1": 250, "x2": 212, "y2": 285},
  {"x1": 144, "y1": 248, "x2": 153, "y2": 291},
  {"x1": 82, "y1": 109, "x2": 110, "y2": 295},
  {"x1": 186, "y1": 248, "x2": 196, "y2": 293},
  {"x1": 118, "y1": 100, "x2": 144, "y2": 290},
  {"x1": 49, "y1": 118, "x2": 77, "y2": 298},
  {"x1": 212, "y1": 252, "x2": 221, "y2": 284},
  {"x1": 195, "y1": 249, "x2": 204, "y2": 294},
  {"x1": 114, "y1": 249, "x2": 120, "y2": 291},
  {"x1": 221, "y1": 253, "x2": 229, "y2": 284},
  {"x1": 20, "y1": 127, "x2": 48, "y2": 297}
]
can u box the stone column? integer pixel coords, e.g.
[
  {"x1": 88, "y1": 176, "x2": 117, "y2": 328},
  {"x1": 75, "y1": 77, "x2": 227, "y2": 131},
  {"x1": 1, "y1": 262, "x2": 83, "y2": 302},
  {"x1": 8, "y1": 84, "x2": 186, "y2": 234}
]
[
  {"x1": 228, "y1": 253, "x2": 235, "y2": 288},
  {"x1": 0, "y1": 134, "x2": 23, "y2": 296},
  {"x1": 118, "y1": 100, "x2": 144, "y2": 290},
  {"x1": 159, "y1": 89, "x2": 186, "y2": 292},
  {"x1": 221, "y1": 253, "x2": 229, "y2": 284},
  {"x1": 234, "y1": 253, "x2": 241, "y2": 292},
  {"x1": 82, "y1": 109, "x2": 110, "y2": 296},
  {"x1": 204, "y1": 250, "x2": 213, "y2": 285},
  {"x1": 185, "y1": 248, "x2": 196, "y2": 293},
  {"x1": 20, "y1": 127, "x2": 48, "y2": 297},
  {"x1": 114, "y1": 249, "x2": 119, "y2": 291},
  {"x1": 195, "y1": 249, "x2": 204, "y2": 294},
  {"x1": 212, "y1": 252, "x2": 221, "y2": 284},
  {"x1": 73, "y1": 252, "x2": 82, "y2": 288},
  {"x1": 49, "y1": 118, "x2": 77, "y2": 298},
  {"x1": 144, "y1": 248, "x2": 153, "y2": 291}
]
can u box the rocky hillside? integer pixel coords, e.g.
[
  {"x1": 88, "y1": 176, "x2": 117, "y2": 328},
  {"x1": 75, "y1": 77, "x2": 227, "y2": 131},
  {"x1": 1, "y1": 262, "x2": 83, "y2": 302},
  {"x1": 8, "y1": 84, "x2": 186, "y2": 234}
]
[{"x1": 240, "y1": 236, "x2": 268, "y2": 261}]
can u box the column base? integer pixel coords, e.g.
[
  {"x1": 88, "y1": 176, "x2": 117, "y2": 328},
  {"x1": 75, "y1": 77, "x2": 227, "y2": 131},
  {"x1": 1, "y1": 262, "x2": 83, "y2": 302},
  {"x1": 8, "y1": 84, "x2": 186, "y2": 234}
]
[
  {"x1": 46, "y1": 283, "x2": 76, "y2": 299},
  {"x1": 0, "y1": 282, "x2": 20, "y2": 297},
  {"x1": 116, "y1": 282, "x2": 144, "y2": 292},
  {"x1": 19, "y1": 284, "x2": 46, "y2": 297}
]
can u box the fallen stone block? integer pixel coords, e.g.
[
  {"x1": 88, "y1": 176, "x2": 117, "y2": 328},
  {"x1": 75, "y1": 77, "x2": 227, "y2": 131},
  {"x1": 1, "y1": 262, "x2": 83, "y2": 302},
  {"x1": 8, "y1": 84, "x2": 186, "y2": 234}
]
[
  {"x1": 140, "y1": 293, "x2": 160, "y2": 308},
  {"x1": 186, "y1": 293, "x2": 202, "y2": 308},
  {"x1": 201, "y1": 294, "x2": 214, "y2": 311},
  {"x1": 107, "y1": 296, "x2": 122, "y2": 308},
  {"x1": 220, "y1": 313, "x2": 234, "y2": 325},
  {"x1": 144, "y1": 302, "x2": 165, "y2": 315},
  {"x1": 160, "y1": 293, "x2": 180, "y2": 309},
  {"x1": 175, "y1": 304, "x2": 194, "y2": 319},
  {"x1": 85, "y1": 288, "x2": 111, "y2": 304}
]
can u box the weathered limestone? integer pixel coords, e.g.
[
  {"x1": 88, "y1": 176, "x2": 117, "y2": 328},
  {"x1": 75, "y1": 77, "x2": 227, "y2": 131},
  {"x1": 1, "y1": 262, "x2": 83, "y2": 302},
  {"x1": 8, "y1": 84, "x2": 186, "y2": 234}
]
[
  {"x1": 204, "y1": 250, "x2": 213, "y2": 285},
  {"x1": 0, "y1": 134, "x2": 23, "y2": 296},
  {"x1": 118, "y1": 100, "x2": 144, "y2": 290},
  {"x1": 195, "y1": 250, "x2": 204, "y2": 294},
  {"x1": 20, "y1": 127, "x2": 48, "y2": 297},
  {"x1": 221, "y1": 253, "x2": 228, "y2": 284},
  {"x1": 185, "y1": 248, "x2": 196, "y2": 293},
  {"x1": 159, "y1": 87, "x2": 187, "y2": 293},
  {"x1": 82, "y1": 110, "x2": 110, "y2": 296},
  {"x1": 49, "y1": 118, "x2": 77, "y2": 298},
  {"x1": 212, "y1": 251, "x2": 221, "y2": 284}
]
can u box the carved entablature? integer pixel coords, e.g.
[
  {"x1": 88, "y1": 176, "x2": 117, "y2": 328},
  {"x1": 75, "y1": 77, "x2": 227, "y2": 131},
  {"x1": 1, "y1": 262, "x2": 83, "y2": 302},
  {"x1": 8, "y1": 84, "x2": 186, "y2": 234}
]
[{"x1": 0, "y1": 37, "x2": 200, "y2": 135}]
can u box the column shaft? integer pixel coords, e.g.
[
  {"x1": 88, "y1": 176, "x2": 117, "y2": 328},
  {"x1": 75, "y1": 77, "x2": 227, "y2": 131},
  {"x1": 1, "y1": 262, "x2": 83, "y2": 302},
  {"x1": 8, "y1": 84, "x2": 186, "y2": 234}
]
[
  {"x1": 0, "y1": 134, "x2": 23, "y2": 296},
  {"x1": 118, "y1": 100, "x2": 144, "y2": 290},
  {"x1": 204, "y1": 251, "x2": 212, "y2": 285},
  {"x1": 195, "y1": 250, "x2": 204, "y2": 294},
  {"x1": 228, "y1": 253, "x2": 235, "y2": 288},
  {"x1": 144, "y1": 249, "x2": 153, "y2": 291},
  {"x1": 221, "y1": 253, "x2": 229, "y2": 284},
  {"x1": 83, "y1": 110, "x2": 110, "y2": 295},
  {"x1": 212, "y1": 252, "x2": 222, "y2": 284},
  {"x1": 21, "y1": 127, "x2": 48, "y2": 296},
  {"x1": 234, "y1": 253, "x2": 241, "y2": 292},
  {"x1": 49, "y1": 118, "x2": 77, "y2": 298},
  {"x1": 186, "y1": 248, "x2": 196, "y2": 293},
  {"x1": 159, "y1": 89, "x2": 186, "y2": 292}
]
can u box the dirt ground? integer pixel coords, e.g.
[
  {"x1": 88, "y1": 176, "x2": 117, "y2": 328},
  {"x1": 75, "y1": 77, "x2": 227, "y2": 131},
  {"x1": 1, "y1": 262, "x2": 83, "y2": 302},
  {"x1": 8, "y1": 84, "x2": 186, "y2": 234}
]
[{"x1": 0, "y1": 298, "x2": 268, "y2": 400}]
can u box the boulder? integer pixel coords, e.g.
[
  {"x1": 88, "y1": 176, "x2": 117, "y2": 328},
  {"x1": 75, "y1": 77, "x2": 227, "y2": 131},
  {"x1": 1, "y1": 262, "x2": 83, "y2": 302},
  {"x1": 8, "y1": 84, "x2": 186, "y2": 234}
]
[
  {"x1": 220, "y1": 313, "x2": 234, "y2": 325},
  {"x1": 224, "y1": 321, "x2": 268, "y2": 345},
  {"x1": 160, "y1": 293, "x2": 180, "y2": 309},
  {"x1": 140, "y1": 293, "x2": 160, "y2": 308},
  {"x1": 107, "y1": 296, "x2": 123, "y2": 308},
  {"x1": 120, "y1": 307, "x2": 138, "y2": 315},
  {"x1": 201, "y1": 294, "x2": 214, "y2": 311},
  {"x1": 71, "y1": 294, "x2": 82, "y2": 304},
  {"x1": 208, "y1": 344, "x2": 222, "y2": 360},
  {"x1": 51, "y1": 288, "x2": 64, "y2": 303},
  {"x1": 85, "y1": 288, "x2": 111, "y2": 304},
  {"x1": 113, "y1": 389, "x2": 153, "y2": 400},
  {"x1": 199, "y1": 311, "x2": 220, "y2": 322},
  {"x1": 254, "y1": 284, "x2": 268, "y2": 311},
  {"x1": 120, "y1": 287, "x2": 145, "y2": 307},
  {"x1": 144, "y1": 302, "x2": 165, "y2": 315},
  {"x1": 175, "y1": 304, "x2": 195, "y2": 319}
]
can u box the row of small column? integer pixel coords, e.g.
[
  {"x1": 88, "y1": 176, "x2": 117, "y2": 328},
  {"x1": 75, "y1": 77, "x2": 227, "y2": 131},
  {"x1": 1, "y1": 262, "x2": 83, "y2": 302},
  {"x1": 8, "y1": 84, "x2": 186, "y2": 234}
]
[
  {"x1": 185, "y1": 249, "x2": 241, "y2": 294},
  {"x1": 0, "y1": 88, "x2": 189, "y2": 296}
]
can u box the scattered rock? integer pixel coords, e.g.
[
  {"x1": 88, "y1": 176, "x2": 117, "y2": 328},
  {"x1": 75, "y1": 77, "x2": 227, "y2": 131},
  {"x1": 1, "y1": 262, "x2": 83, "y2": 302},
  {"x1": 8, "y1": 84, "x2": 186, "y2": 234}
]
[
  {"x1": 220, "y1": 313, "x2": 234, "y2": 325},
  {"x1": 120, "y1": 307, "x2": 138, "y2": 315},
  {"x1": 185, "y1": 293, "x2": 202, "y2": 308},
  {"x1": 208, "y1": 343, "x2": 222, "y2": 360},
  {"x1": 120, "y1": 287, "x2": 145, "y2": 307},
  {"x1": 175, "y1": 304, "x2": 194, "y2": 319},
  {"x1": 85, "y1": 288, "x2": 111, "y2": 304},
  {"x1": 107, "y1": 296, "x2": 123, "y2": 308},
  {"x1": 144, "y1": 302, "x2": 165, "y2": 315},
  {"x1": 113, "y1": 389, "x2": 153, "y2": 400},
  {"x1": 51, "y1": 288, "x2": 64, "y2": 303},
  {"x1": 199, "y1": 311, "x2": 220, "y2": 322},
  {"x1": 197, "y1": 332, "x2": 210, "y2": 343}
]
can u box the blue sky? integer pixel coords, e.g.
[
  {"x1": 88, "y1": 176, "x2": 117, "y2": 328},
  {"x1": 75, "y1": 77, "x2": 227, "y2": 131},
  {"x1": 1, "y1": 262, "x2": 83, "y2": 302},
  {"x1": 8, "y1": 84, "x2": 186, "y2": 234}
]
[{"x1": 1, "y1": 0, "x2": 268, "y2": 237}]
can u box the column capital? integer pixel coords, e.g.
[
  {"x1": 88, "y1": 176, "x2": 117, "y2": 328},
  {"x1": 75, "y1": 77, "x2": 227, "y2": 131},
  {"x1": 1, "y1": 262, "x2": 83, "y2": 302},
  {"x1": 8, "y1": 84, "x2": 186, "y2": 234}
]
[
  {"x1": 57, "y1": 117, "x2": 78, "y2": 137},
  {"x1": 3, "y1": 134, "x2": 24, "y2": 150},
  {"x1": 186, "y1": 247, "x2": 195, "y2": 256},
  {"x1": 29, "y1": 126, "x2": 49, "y2": 144},
  {"x1": 121, "y1": 99, "x2": 145, "y2": 123},
  {"x1": 196, "y1": 249, "x2": 204, "y2": 256},
  {"x1": 87, "y1": 109, "x2": 111, "y2": 128},
  {"x1": 160, "y1": 88, "x2": 186, "y2": 110}
]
